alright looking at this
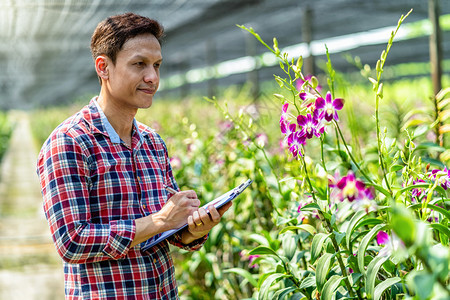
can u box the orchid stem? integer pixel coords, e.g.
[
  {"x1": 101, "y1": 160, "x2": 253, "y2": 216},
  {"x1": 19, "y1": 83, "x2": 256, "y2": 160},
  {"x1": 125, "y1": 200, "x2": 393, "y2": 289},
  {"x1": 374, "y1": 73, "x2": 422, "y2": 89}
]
[
  {"x1": 300, "y1": 154, "x2": 356, "y2": 298},
  {"x1": 334, "y1": 121, "x2": 374, "y2": 185}
]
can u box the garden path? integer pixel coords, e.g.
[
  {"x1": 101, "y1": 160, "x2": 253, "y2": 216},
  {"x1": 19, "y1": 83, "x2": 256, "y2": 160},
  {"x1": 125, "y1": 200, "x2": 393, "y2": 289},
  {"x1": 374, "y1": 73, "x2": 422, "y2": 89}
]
[{"x1": 0, "y1": 111, "x2": 64, "y2": 299}]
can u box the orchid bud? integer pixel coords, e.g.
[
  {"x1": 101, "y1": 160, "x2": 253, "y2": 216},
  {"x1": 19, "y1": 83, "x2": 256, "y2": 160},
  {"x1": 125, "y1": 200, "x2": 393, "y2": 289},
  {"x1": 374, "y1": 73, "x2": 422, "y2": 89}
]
[
  {"x1": 275, "y1": 77, "x2": 284, "y2": 88},
  {"x1": 377, "y1": 83, "x2": 383, "y2": 99},
  {"x1": 296, "y1": 56, "x2": 303, "y2": 71},
  {"x1": 376, "y1": 60, "x2": 382, "y2": 72},
  {"x1": 310, "y1": 76, "x2": 319, "y2": 89},
  {"x1": 274, "y1": 94, "x2": 285, "y2": 101},
  {"x1": 273, "y1": 37, "x2": 280, "y2": 55}
]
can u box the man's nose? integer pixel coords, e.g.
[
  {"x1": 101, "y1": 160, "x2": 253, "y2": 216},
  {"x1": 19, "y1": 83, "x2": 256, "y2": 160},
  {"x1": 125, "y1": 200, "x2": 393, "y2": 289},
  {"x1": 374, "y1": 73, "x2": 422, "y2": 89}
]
[{"x1": 144, "y1": 66, "x2": 159, "y2": 83}]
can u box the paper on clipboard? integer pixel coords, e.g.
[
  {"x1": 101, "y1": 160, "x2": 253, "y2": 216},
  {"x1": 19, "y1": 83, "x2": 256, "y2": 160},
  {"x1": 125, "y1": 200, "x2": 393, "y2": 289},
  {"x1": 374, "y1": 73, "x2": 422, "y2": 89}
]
[{"x1": 141, "y1": 179, "x2": 252, "y2": 251}]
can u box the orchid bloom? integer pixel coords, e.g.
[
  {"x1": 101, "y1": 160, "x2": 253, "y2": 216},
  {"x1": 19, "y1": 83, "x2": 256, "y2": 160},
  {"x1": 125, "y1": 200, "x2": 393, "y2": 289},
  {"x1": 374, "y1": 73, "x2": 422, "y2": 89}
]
[
  {"x1": 336, "y1": 171, "x2": 366, "y2": 202},
  {"x1": 315, "y1": 92, "x2": 344, "y2": 122},
  {"x1": 296, "y1": 75, "x2": 322, "y2": 93},
  {"x1": 280, "y1": 120, "x2": 296, "y2": 145},
  {"x1": 410, "y1": 178, "x2": 426, "y2": 202},
  {"x1": 248, "y1": 255, "x2": 260, "y2": 268},
  {"x1": 351, "y1": 186, "x2": 377, "y2": 213},
  {"x1": 376, "y1": 231, "x2": 406, "y2": 257},
  {"x1": 430, "y1": 168, "x2": 450, "y2": 190},
  {"x1": 289, "y1": 131, "x2": 306, "y2": 158},
  {"x1": 297, "y1": 110, "x2": 322, "y2": 139},
  {"x1": 280, "y1": 103, "x2": 290, "y2": 124}
]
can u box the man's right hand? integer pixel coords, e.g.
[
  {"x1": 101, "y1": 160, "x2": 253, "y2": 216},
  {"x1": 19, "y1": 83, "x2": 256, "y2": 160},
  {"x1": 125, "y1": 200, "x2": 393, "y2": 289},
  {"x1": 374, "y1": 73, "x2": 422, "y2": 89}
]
[
  {"x1": 131, "y1": 190, "x2": 200, "y2": 248},
  {"x1": 156, "y1": 190, "x2": 200, "y2": 230}
]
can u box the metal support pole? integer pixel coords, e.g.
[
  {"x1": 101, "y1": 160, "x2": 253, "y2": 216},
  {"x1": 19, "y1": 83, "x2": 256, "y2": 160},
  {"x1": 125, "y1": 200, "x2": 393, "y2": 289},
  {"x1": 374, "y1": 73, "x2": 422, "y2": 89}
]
[
  {"x1": 206, "y1": 39, "x2": 217, "y2": 98},
  {"x1": 302, "y1": 5, "x2": 315, "y2": 76},
  {"x1": 429, "y1": 0, "x2": 442, "y2": 96},
  {"x1": 429, "y1": 0, "x2": 444, "y2": 147}
]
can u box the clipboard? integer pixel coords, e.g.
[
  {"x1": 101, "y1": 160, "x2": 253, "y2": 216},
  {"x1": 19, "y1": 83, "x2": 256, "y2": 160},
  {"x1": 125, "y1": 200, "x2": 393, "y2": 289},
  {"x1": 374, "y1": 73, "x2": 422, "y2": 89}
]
[{"x1": 141, "y1": 179, "x2": 252, "y2": 251}]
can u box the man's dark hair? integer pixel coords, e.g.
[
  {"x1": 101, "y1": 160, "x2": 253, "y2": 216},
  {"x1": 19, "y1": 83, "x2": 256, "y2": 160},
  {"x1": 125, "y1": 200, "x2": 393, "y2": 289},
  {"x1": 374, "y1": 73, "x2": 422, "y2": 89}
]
[{"x1": 90, "y1": 12, "x2": 164, "y2": 64}]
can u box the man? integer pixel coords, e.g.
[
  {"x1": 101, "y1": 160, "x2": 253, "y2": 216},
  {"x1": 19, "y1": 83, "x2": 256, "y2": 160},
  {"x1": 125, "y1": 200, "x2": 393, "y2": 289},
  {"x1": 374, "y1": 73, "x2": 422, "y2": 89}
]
[{"x1": 37, "y1": 12, "x2": 231, "y2": 299}]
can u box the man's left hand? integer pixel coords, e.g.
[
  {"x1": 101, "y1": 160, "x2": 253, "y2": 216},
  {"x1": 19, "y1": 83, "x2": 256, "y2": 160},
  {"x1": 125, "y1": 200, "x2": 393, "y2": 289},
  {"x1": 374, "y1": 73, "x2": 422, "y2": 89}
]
[{"x1": 182, "y1": 202, "x2": 233, "y2": 244}]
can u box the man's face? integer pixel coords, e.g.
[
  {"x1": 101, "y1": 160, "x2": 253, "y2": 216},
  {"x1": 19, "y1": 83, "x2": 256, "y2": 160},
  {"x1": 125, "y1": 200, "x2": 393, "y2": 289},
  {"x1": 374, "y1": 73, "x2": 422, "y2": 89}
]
[{"x1": 104, "y1": 33, "x2": 162, "y2": 111}]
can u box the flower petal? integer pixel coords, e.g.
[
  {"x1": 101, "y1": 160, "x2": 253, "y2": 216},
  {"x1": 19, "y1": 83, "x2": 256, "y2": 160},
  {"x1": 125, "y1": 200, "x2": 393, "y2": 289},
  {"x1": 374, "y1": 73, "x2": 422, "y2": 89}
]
[
  {"x1": 297, "y1": 115, "x2": 307, "y2": 126},
  {"x1": 377, "y1": 231, "x2": 390, "y2": 245},
  {"x1": 326, "y1": 91, "x2": 332, "y2": 103},
  {"x1": 333, "y1": 98, "x2": 344, "y2": 110},
  {"x1": 315, "y1": 97, "x2": 325, "y2": 109},
  {"x1": 356, "y1": 180, "x2": 366, "y2": 191}
]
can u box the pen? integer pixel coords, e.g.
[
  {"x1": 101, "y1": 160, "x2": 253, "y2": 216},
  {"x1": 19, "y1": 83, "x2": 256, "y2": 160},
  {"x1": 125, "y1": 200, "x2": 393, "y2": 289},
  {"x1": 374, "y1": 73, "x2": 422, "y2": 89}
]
[{"x1": 164, "y1": 185, "x2": 178, "y2": 195}]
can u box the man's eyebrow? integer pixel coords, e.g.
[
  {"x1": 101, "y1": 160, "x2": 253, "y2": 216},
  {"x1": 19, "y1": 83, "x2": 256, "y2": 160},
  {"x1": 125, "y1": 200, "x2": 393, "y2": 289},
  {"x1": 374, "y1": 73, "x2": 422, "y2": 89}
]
[{"x1": 130, "y1": 55, "x2": 163, "y2": 63}]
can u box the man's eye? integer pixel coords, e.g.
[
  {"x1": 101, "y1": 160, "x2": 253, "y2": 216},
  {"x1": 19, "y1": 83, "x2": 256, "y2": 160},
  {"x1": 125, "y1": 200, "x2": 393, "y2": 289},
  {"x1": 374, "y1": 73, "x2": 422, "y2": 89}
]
[
  {"x1": 135, "y1": 62, "x2": 145, "y2": 67},
  {"x1": 154, "y1": 63, "x2": 161, "y2": 69}
]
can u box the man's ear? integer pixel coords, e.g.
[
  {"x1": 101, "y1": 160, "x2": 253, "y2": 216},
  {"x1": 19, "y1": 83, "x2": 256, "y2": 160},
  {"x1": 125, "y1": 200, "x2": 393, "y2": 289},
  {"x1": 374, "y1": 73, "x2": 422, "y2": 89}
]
[{"x1": 95, "y1": 56, "x2": 109, "y2": 81}]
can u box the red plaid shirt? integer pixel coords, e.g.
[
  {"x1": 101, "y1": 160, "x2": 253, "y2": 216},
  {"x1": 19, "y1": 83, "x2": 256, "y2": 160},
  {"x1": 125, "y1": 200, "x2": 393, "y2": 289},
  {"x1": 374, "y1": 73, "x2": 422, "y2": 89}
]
[{"x1": 37, "y1": 98, "x2": 205, "y2": 299}]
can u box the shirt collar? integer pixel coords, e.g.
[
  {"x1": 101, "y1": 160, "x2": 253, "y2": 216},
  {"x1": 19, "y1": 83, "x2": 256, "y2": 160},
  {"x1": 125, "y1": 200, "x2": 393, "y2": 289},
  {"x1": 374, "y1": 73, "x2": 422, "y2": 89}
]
[{"x1": 92, "y1": 97, "x2": 144, "y2": 145}]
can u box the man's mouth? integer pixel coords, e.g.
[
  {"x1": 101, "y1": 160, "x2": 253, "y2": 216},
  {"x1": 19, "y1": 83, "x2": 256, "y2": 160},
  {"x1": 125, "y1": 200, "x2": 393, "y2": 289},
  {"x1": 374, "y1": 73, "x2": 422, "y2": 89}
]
[{"x1": 138, "y1": 87, "x2": 156, "y2": 94}]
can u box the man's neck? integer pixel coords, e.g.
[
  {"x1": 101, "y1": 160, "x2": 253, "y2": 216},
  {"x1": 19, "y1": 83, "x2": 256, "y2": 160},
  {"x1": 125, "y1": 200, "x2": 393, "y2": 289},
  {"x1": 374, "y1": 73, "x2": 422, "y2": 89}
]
[{"x1": 96, "y1": 92, "x2": 136, "y2": 146}]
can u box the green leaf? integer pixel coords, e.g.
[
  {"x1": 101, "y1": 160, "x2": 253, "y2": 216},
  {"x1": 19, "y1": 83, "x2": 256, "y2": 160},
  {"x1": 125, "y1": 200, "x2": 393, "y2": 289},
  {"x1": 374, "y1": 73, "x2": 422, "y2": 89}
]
[
  {"x1": 357, "y1": 223, "x2": 387, "y2": 274},
  {"x1": 390, "y1": 164, "x2": 403, "y2": 172},
  {"x1": 273, "y1": 286, "x2": 296, "y2": 300},
  {"x1": 429, "y1": 223, "x2": 450, "y2": 241},
  {"x1": 311, "y1": 233, "x2": 330, "y2": 263},
  {"x1": 356, "y1": 218, "x2": 383, "y2": 230},
  {"x1": 409, "y1": 203, "x2": 450, "y2": 220},
  {"x1": 407, "y1": 271, "x2": 435, "y2": 300},
  {"x1": 316, "y1": 253, "x2": 334, "y2": 293},
  {"x1": 346, "y1": 210, "x2": 367, "y2": 250},
  {"x1": 413, "y1": 142, "x2": 447, "y2": 153},
  {"x1": 333, "y1": 231, "x2": 346, "y2": 245},
  {"x1": 367, "y1": 182, "x2": 391, "y2": 198},
  {"x1": 258, "y1": 273, "x2": 288, "y2": 300},
  {"x1": 250, "y1": 246, "x2": 281, "y2": 261},
  {"x1": 391, "y1": 206, "x2": 416, "y2": 246},
  {"x1": 300, "y1": 202, "x2": 321, "y2": 212},
  {"x1": 279, "y1": 224, "x2": 316, "y2": 236},
  {"x1": 366, "y1": 255, "x2": 389, "y2": 299},
  {"x1": 282, "y1": 233, "x2": 297, "y2": 261},
  {"x1": 224, "y1": 268, "x2": 258, "y2": 287},
  {"x1": 299, "y1": 276, "x2": 316, "y2": 289},
  {"x1": 299, "y1": 276, "x2": 316, "y2": 290},
  {"x1": 248, "y1": 233, "x2": 270, "y2": 246},
  {"x1": 321, "y1": 275, "x2": 343, "y2": 300},
  {"x1": 373, "y1": 277, "x2": 401, "y2": 300}
]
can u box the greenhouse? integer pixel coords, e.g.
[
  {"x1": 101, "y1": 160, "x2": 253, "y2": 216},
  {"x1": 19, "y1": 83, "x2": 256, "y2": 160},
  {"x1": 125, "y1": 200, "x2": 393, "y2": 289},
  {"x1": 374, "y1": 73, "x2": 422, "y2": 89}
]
[{"x1": 0, "y1": 0, "x2": 449, "y2": 299}]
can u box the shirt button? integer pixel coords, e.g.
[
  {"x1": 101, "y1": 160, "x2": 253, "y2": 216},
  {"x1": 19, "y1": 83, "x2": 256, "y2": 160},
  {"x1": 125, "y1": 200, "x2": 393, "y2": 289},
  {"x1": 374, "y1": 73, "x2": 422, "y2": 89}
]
[
  {"x1": 137, "y1": 176, "x2": 141, "y2": 181},
  {"x1": 153, "y1": 258, "x2": 157, "y2": 264},
  {"x1": 142, "y1": 205, "x2": 146, "y2": 209}
]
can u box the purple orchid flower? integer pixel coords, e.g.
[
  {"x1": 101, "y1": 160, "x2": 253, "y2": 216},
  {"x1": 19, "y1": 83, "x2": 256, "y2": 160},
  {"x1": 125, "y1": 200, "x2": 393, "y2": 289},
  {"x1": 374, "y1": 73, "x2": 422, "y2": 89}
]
[
  {"x1": 430, "y1": 167, "x2": 450, "y2": 190},
  {"x1": 280, "y1": 103, "x2": 290, "y2": 124},
  {"x1": 297, "y1": 110, "x2": 322, "y2": 139},
  {"x1": 336, "y1": 171, "x2": 366, "y2": 202},
  {"x1": 296, "y1": 75, "x2": 322, "y2": 93},
  {"x1": 351, "y1": 186, "x2": 377, "y2": 213},
  {"x1": 410, "y1": 178, "x2": 426, "y2": 202},
  {"x1": 280, "y1": 120, "x2": 296, "y2": 145},
  {"x1": 289, "y1": 131, "x2": 306, "y2": 158},
  {"x1": 248, "y1": 255, "x2": 260, "y2": 268},
  {"x1": 315, "y1": 92, "x2": 344, "y2": 122},
  {"x1": 376, "y1": 231, "x2": 405, "y2": 257}
]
